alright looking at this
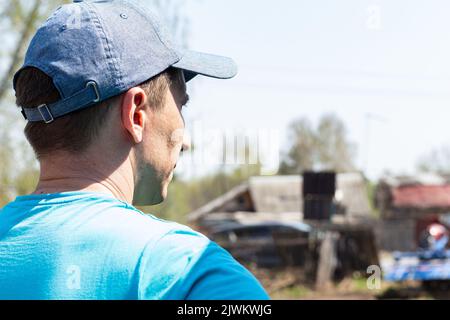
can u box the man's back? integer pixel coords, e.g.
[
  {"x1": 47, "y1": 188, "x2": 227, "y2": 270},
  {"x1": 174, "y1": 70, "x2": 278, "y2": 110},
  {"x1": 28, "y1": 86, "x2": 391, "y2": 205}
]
[{"x1": 0, "y1": 192, "x2": 268, "y2": 300}]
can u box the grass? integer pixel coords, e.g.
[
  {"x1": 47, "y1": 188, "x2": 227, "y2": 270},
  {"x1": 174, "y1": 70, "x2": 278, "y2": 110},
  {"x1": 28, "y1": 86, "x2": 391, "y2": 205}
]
[
  {"x1": 251, "y1": 268, "x2": 442, "y2": 300},
  {"x1": 270, "y1": 285, "x2": 313, "y2": 300},
  {"x1": 266, "y1": 271, "x2": 382, "y2": 300}
]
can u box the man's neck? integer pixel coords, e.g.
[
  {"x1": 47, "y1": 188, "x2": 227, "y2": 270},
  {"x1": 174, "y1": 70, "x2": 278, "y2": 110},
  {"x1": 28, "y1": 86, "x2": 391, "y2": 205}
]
[
  {"x1": 34, "y1": 151, "x2": 136, "y2": 204},
  {"x1": 33, "y1": 178, "x2": 132, "y2": 203}
]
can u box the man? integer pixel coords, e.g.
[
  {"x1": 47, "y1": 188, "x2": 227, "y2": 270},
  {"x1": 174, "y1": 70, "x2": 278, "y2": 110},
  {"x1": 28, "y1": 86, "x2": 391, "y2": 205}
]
[{"x1": 0, "y1": 0, "x2": 269, "y2": 300}]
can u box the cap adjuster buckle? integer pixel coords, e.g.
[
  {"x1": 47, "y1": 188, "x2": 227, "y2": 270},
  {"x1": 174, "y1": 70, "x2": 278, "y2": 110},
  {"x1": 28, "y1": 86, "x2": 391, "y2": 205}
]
[
  {"x1": 86, "y1": 81, "x2": 100, "y2": 103},
  {"x1": 37, "y1": 104, "x2": 54, "y2": 124}
]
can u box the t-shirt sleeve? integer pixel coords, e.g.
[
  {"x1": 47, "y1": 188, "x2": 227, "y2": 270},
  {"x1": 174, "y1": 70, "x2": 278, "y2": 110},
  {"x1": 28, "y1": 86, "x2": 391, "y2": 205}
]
[{"x1": 137, "y1": 227, "x2": 270, "y2": 300}]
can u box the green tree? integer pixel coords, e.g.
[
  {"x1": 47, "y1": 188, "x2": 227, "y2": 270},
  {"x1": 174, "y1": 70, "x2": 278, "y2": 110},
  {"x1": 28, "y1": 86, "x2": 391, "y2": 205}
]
[
  {"x1": 280, "y1": 113, "x2": 356, "y2": 174},
  {"x1": 416, "y1": 145, "x2": 450, "y2": 174}
]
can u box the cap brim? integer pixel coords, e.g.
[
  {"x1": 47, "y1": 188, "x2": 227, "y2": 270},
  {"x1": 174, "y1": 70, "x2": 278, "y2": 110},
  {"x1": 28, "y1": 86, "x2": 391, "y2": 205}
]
[{"x1": 172, "y1": 50, "x2": 238, "y2": 82}]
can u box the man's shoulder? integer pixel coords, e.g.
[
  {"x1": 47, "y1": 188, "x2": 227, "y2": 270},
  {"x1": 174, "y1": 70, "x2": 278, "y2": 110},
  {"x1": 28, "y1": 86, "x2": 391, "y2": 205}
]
[
  {"x1": 78, "y1": 199, "x2": 200, "y2": 249},
  {"x1": 135, "y1": 219, "x2": 270, "y2": 300}
]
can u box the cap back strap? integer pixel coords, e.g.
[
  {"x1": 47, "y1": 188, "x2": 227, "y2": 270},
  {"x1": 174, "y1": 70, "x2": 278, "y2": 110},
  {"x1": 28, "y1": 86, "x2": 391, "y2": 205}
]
[{"x1": 21, "y1": 81, "x2": 100, "y2": 124}]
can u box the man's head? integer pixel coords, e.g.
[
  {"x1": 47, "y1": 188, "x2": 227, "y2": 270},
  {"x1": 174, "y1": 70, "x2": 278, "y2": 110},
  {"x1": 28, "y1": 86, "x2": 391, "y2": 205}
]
[
  {"x1": 15, "y1": 66, "x2": 189, "y2": 204},
  {"x1": 13, "y1": 0, "x2": 236, "y2": 204}
]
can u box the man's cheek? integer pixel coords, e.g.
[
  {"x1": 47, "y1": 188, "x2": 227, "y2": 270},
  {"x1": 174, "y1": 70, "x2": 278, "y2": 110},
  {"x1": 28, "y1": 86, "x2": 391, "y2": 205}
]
[{"x1": 169, "y1": 128, "x2": 184, "y2": 163}]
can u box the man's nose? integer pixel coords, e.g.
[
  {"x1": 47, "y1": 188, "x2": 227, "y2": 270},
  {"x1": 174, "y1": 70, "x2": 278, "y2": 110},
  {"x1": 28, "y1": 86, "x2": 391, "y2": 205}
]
[{"x1": 181, "y1": 132, "x2": 191, "y2": 153}]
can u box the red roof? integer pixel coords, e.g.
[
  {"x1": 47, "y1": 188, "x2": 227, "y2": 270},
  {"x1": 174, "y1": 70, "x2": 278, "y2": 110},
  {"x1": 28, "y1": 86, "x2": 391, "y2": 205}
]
[{"x1": 392, "y1": 185, "x2": 450, "y2": 208}]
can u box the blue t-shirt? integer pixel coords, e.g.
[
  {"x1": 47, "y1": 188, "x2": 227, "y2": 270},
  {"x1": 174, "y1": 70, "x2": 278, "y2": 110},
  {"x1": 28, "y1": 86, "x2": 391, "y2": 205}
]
[{"x1": 0, "y1": 192, "x2": 269, "y2": 300}]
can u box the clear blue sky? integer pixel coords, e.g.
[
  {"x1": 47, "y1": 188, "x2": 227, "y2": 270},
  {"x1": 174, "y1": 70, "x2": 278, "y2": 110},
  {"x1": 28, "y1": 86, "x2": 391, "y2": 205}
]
[{"x1": 172, "y1": 0, "x2": 450, "y2": 180}]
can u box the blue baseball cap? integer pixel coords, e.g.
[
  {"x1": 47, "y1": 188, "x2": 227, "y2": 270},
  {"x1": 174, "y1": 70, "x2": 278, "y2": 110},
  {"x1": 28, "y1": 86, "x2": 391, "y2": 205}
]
[{"x1": 14, "y1": 0, "x2": 237, "y2": 124}]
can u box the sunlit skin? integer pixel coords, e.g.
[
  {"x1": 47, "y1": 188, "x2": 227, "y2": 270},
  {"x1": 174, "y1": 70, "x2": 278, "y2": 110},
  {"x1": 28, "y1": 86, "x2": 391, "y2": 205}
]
[{"x1": 33, "y1": 73, "x2": 190, "y2": 205}]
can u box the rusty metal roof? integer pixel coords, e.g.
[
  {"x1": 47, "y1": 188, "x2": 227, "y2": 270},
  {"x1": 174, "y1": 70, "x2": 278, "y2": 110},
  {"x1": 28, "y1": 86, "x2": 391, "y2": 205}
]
[
  {"x1": 392, "y1": 185, "x2": 450, "y2": 208},
  {"x1": 377, "y1": 173, "x2": 450, "y2": 213}
]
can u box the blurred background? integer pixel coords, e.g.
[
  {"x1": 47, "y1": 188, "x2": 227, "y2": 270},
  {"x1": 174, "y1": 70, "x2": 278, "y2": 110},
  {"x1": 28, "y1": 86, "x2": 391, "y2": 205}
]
[{"x1": 2, "y1": 0, "x2": 450, "y2": 299}]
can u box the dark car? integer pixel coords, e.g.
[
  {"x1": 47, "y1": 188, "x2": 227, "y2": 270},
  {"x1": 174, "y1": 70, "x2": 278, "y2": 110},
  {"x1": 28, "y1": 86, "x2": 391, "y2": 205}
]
[{"x1": 209, "y1": 221, "x2": 312, "y2": 268}]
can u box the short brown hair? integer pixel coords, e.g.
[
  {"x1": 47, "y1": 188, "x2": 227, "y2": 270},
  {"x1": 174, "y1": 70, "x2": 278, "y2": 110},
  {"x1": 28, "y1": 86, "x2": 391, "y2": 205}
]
[{"x1": 15, "y1": 67, "x2": 182, "y2": 159}]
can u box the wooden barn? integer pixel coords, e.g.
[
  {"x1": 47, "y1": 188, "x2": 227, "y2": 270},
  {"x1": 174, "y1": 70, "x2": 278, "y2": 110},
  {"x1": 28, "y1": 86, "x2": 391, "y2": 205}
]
[{"x1": 188, "y1": 173, "x2": 373, "y2": 229}]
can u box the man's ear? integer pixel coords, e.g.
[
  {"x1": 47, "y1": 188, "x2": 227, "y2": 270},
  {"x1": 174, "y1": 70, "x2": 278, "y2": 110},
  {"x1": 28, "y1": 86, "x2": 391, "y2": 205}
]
[{"x1": 121, "y1": 87, "x2": 148, "y2": 143}]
